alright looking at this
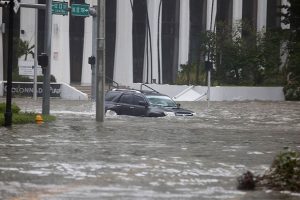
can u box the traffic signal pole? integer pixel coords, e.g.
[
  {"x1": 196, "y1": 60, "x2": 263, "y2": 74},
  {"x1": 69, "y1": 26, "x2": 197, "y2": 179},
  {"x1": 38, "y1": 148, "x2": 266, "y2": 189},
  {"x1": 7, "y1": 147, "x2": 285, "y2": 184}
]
[
  {"x1": 42, "y1": 0, "x2": 52, "y2": 115},
  {"x1": 96, "y1": 0, "x2": 105, "y2": 122},
  {"x1": 4, "y1": 0, "x2": 14, "y2": 126}
]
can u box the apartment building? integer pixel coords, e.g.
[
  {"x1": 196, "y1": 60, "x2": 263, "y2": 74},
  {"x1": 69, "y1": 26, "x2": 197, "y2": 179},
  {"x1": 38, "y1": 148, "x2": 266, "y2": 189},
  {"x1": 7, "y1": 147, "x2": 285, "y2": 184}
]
[{"x1": 0, "y1": 0, "x2": 289, "y2": 86}]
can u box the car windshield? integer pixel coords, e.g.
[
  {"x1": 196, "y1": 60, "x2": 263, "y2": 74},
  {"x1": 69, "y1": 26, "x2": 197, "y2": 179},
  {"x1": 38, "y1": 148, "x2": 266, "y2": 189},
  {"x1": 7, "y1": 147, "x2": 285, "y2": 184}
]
[{"x1": 146, "y1": 95, "x2": 177, "y2": 107}]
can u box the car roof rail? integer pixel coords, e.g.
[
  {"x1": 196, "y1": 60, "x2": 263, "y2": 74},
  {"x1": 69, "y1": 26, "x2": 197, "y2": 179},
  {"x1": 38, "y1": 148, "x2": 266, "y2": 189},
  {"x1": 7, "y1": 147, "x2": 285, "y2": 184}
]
[{"x1": 111, "y1": 88, "x2": 141, "y2": 93}]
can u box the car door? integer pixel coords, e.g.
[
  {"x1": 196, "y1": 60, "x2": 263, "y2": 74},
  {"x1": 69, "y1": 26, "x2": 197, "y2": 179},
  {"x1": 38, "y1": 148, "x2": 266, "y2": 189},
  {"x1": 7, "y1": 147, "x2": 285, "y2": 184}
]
[
  {"x1": 131, "y1": 95, "x2": 148, "y2": 116},
  {"x1": 116, "y1": 93, "x2": 133, "y2": 115}
]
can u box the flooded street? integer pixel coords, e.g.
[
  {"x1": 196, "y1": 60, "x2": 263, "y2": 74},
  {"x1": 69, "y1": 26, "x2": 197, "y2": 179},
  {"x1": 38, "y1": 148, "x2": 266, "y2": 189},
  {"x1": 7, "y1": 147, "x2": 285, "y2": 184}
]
[{"x1": 0, "y1": 98, "x2": 300, "y2": 199}]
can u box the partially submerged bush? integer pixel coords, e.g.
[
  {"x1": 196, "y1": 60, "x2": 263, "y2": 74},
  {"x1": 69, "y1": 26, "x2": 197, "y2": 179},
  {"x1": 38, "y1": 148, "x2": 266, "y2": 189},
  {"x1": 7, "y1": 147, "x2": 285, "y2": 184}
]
[
  {"x1": 237, "y1": 171, "x2": 255, "y2": 190},
  {"x1": 0, "y1": 103, "x2": 21, "y2": 114},
  {"x1": 0, "y1": 103, "x2": 55, "y2": 126},
  {"x1": 258, "y1": 150, "x2": 300, "y2": 191},
  {"x1": 284, "y1": 83, "x2": 300, "y2": 101}
]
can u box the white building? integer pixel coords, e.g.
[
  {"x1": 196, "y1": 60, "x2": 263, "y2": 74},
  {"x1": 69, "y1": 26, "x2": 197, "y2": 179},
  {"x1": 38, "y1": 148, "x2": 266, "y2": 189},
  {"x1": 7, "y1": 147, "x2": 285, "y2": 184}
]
[{"x1": 0, "y1": 0, "x2": 289, "y2": 87}]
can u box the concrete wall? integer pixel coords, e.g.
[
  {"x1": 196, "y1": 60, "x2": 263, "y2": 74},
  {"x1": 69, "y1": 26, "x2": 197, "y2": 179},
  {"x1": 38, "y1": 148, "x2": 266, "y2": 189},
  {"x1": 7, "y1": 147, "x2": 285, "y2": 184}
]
[
  {"x1": 128, "y1": 83, "x2": 285, "y2": 101},
  {"x1": 0, "y1": 81, "x2": 88, "y2": 100},
  {"x1": 0, "y1": 81, "x2": 286, "y2": 101},
  {"x1": 60, "y1": 83, "x2": 88, "y2": 100}
]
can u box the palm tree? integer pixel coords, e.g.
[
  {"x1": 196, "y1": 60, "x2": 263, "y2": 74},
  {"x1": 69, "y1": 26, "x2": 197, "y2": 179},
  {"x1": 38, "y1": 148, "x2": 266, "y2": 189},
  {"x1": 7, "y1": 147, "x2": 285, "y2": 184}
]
[{"x1": 14, "y1": 38, "x2": 35, "y2": 60}]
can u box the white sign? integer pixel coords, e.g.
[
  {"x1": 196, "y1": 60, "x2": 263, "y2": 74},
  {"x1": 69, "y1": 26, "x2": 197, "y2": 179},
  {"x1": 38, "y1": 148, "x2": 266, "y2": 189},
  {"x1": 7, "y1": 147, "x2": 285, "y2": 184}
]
[
  {"x1": 18, "y1": 60, "x2": 42, "y2": 77},
  {"x1": 86, "y1": 0, "x2": 98, "y2": 6}
]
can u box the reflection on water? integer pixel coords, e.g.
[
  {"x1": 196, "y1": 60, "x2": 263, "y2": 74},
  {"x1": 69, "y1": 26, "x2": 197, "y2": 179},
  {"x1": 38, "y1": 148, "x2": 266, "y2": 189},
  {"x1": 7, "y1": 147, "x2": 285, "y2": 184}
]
[{"x1": 0, "y1": 98, "x2": 300, "y2": 200}]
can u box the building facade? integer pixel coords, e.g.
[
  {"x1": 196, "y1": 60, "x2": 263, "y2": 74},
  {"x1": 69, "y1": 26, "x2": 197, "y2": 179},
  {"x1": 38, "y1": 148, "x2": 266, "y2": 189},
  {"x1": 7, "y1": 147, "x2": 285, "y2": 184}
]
[{"x1": 0, "y1": 0, "x2": 290, "y2": 86}]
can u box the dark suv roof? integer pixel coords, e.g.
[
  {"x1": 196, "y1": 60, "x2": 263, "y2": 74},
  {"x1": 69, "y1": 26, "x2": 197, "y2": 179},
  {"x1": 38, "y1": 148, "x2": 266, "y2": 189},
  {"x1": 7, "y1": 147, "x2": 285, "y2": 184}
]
[{"x1": 105, "y1": 89, "x2": 160, "y2": 98}]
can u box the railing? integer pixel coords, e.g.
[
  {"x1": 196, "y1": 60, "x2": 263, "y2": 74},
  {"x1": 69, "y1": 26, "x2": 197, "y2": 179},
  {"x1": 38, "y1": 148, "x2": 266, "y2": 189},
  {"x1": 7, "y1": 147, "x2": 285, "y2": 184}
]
[
  {"x1": 106, "y1": 77, "x2": 119, "y2": 90},
  {"x1": 140, "y1": 83, "x2": 159, "y2": 93}
]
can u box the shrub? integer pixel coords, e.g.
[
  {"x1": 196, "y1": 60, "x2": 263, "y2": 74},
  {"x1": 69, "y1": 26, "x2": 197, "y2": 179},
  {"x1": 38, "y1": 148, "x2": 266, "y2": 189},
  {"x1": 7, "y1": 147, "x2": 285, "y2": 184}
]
[
  {"x1": 257, "y1": 150, "x2": 300, "y2": 192},
  {"x1": 0, "y1": 112, "x2": 56, "y2": 126},
  {"x1": 0, "y1": 103, "x2": 21, "y2": 114},
  {"x1": 284, "y1": 84, "x2": 300, "y2": 100},
  {"x1": 0, "y1": 103, "x2": 55, "y2": 126}
]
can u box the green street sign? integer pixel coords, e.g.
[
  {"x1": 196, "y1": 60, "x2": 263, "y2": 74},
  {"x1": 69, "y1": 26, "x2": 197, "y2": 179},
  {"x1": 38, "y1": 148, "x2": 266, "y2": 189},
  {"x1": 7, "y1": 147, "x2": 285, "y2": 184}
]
[
  {"x1": 71, "y1": 4, "x2": 90, "y2": 17},
  {"x1": 52, "y1": 1, "x2": 68, "y2": 16}
]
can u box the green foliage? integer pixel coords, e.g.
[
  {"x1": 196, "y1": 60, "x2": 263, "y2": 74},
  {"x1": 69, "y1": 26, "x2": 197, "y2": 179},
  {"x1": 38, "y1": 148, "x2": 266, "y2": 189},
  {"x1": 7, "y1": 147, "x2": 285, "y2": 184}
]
[
  {"x1": 265, "y1": 150, "x2": 300, "y2": 191},
  {"x1": 0, "y1": 103, "x2": 21, "y2": 114},
  {"x1": 12, "y1": 71, "x2": 32, "y2": 82},
  {"x1": 176, "y1": 63, "x2": 207, "y2": 85},
  {"x1": 14, "y1": 38, "x2": 35, "y2": 60},
  {"x1": 0, "y1": 113, "x2": 56, "y2": 126},
  {"x1": 12, "y1": 74, "x2": 57, "y2": 83},
  {"x1": 214, "y1": 21, "x2": 283, "y2": 86},
  {"x1": 0, "y1": 103, "x2": 56, "y2": 126},
  {"x1": 281, "y1": 0, "x2": 300, "y2": 100},
  {"x1": 11, "y1": 38, "x2": 59, "y2": 83},
  {"x1": 283, "y1": 83, "x2": 300, "y2": 100},
  {"x1": 176, "y1": 21, "x2": 285, "y2": 86}
]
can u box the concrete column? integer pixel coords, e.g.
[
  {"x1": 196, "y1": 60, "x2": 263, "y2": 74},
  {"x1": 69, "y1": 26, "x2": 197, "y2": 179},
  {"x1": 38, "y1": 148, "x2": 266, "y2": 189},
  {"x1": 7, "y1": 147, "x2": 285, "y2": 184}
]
[
  {"x1": 114, "y1": 0, "x2": 133, "y2": 86},
  {"x1": 232, "y1": 0, "x2": 243, "y2": 38},
  {"x1": 81, "y1": 16, "x2": 93, "y2": 85},
  {"x1": 20, "y1": 0, "x2": 36, "y2": 54},
  {"x1": 143, "y1": 0, "x2": 161, "y2": 83},
  {"x1": 257, "y1": 0, "x2": 267, "y2": 32},
  {"x1": 0, "y1": 7, "x2": 3, "y2": 81},
  {"x1": 51, "y1": 14, "x2": 70, "y2": 83},
  {"x1": 206, "y1": 0, "x2": 217, "y2": 31},
  {"x1": 280, "y1": 0, "x2": 290, "y2": 70},
  {"x1": 281, "y1": 0, "x2": 290, "y2": 29},
  {"x1": 232, "y1": 0, "x2": 243, "y2": 26},
  {"x1": 178, "y1": 0, "x2": 190, "y2": 68}
]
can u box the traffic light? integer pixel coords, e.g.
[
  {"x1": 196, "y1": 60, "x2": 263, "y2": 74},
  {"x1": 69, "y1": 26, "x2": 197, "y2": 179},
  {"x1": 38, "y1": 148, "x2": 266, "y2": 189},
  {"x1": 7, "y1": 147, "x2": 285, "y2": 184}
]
[
  {"x1": 205, "y1": 61, "x2": 213, "y2": 72},
  {"x1": 38, "y1": 53, "x2": 48, "y2": 74},
  {"x1": 88, "y1": 56, "x2": 95, "y2": 65}
]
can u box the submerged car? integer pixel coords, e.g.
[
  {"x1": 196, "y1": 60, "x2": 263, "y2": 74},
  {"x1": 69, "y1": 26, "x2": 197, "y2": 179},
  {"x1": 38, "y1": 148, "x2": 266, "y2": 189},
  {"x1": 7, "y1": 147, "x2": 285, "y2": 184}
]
[{"x1": 105, "y1": 88, "x2": 195, "y2": 117}]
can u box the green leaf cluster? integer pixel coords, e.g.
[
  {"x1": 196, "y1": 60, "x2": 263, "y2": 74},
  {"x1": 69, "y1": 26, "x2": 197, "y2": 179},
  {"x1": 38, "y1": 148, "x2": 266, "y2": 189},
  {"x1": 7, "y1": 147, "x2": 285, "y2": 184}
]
[
  {"x1": 262, "y1": 150, "x2": 300, "y2": 192},
  {"x1": 176, "y1": 21, "x2": 285, "y2": 86},
  {"x1": 0, "y1": 103, "x2": 55, "y2": 126},
  {"x1": 0, "y1": 102, "x2": 21, "y2": 114},
  {"x1": 13, "y1": 38, "x2": 35, "y2": 60},
  {"x1": 281, "y1": 0, "x2": 300, "y2": 100}
]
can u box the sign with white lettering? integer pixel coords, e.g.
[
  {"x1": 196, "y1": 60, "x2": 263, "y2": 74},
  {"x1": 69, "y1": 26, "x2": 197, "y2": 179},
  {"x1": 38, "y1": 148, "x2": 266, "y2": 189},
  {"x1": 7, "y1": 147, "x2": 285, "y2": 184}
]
[
  {"x1": 3, "y1": 82, "x2": 61, "y2": 97},
  {"x1": 18, "y1": 60, "x2": 42, "y2": 76},
  {"x1": 52, "y1": 1, "x2": 69, "y2": 16},
  {"x1": 71, "y1": 4, "x2": 90, "y2": 17}
]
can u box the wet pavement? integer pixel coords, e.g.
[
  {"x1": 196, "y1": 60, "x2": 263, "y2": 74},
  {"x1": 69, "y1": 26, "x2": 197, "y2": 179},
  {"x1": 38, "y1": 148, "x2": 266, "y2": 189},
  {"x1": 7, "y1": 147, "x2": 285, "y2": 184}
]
[{"x1": 0, "y1": 98, "x2": 300, "y2": 199}]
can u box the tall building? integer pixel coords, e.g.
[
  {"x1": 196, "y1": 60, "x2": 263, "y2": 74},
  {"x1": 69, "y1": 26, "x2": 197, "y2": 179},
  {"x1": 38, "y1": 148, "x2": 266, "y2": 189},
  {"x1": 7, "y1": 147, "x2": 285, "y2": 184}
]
[{"x1": 0, "y1": 0, "x2": 288, "y2": 86}]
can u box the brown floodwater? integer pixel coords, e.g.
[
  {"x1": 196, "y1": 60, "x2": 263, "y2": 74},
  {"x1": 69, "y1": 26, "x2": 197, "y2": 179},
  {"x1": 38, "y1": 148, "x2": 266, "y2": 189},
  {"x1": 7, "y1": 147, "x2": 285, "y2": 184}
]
[{"x1": 0, "y1": 98, "x2": 300, "y2": 200}]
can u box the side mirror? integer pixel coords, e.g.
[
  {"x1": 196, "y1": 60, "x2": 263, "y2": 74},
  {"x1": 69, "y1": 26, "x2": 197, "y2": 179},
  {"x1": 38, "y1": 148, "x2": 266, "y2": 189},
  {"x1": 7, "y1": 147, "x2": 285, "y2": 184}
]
[
  {"x1": 177, "y1": 103, "x2": 181, "y2": 108},
  {"x1": 139, "y1": 101, "x2": 148, "y2": 107}
]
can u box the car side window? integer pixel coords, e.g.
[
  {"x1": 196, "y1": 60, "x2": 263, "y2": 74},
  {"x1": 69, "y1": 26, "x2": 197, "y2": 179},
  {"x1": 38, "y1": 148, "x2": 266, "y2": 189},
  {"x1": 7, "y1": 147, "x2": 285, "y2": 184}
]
[
  {"x1": 105, "y1": 91, "x2": 120, "y2": 101},
  {"x1": 132, "y1": 95, "x2": 145, "y2": 105},
  {"x1": 119, "y1": 94, "x2": 132, "y2": 104}
]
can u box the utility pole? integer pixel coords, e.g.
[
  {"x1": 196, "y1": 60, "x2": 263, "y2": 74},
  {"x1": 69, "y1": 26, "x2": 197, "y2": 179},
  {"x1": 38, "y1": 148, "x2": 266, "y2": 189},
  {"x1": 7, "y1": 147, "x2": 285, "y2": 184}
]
[
  {"x1": 33, "y1": 0, "x2": 38, "y2": 100},
  {"x1": 96, "y1": 0, "x2": 105, "y2": 122},
  {"x1": 91, "y1": 6, "x2": 97, "y2": 101},
  {"x1": 42, "y1": 0, "x2": 52, "y2": 115},
  {"x1": 4, "y1": 0, "x2": 14, "y2": 126}
]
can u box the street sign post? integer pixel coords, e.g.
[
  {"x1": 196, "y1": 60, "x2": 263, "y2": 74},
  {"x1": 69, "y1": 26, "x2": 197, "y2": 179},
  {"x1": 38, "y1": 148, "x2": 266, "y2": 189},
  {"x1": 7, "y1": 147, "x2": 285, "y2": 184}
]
[
  {"x1": 71, "y1": 3, "x2": 90, "y2": 17},
  {"x1": 52, "y1": 1, "x2": 68, "y2": 15}
]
